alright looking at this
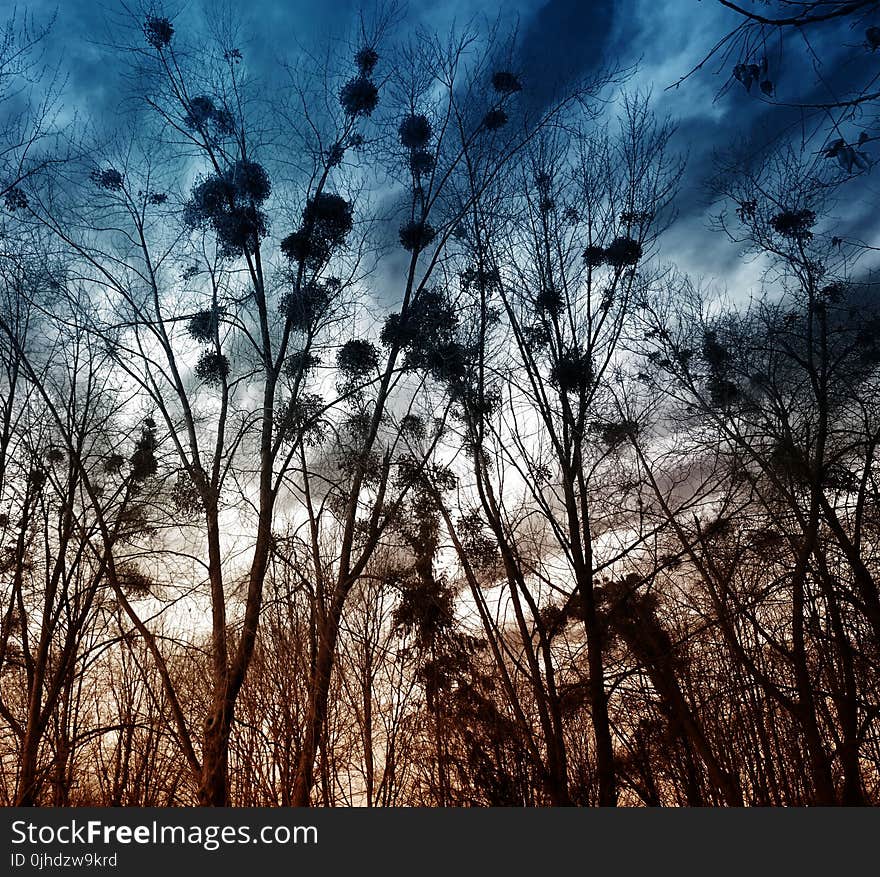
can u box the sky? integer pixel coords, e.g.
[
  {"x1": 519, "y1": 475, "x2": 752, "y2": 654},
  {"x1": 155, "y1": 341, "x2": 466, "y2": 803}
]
[{"x1": 23, "y1": 0, "x2": 880, "y2": 290}]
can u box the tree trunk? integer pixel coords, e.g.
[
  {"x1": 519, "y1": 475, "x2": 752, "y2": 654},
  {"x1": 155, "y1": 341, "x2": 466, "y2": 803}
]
[
  {"x1": 16, "y1": 728, "x2": 41, "y2": 806},
  {"x1": 292, "y1": 596, "x2": 344, "y2": 806},
  {"x1": 199, "y1": 697, "x2": 233, "y2": 806},
  {"x1": 580, "y1": 578, "x2": 617, "y2": 806}
]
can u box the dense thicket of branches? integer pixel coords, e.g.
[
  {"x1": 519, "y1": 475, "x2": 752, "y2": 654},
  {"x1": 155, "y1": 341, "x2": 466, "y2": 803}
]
[{"x1": 0, "y1": 6, "x2": 878, "y2": 806}]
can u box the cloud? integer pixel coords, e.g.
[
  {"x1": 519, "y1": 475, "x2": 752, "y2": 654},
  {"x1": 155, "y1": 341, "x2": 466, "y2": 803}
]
[
  {"x1": 18, "y1": 0, "x2": 878, "y2": 291},
  {"x1": 516, "y1": 0, "x2": 618, "y2": 106}
]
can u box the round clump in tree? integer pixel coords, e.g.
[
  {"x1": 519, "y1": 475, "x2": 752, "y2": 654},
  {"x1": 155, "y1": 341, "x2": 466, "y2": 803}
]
[
  {"x1": 583, "y1": 245, "x2": 606, "y2": 267},
  {"x1": 399, "y1": 114, "x2": 432, "y2": 150},
  {"x1": 460, "y1": 265, "x2": 501, "y2": 290},
  {"x1": 399, "y1": 220, "x2": 437, "y2": 252},
  {"x1": 184, "y1": 95, "x2": 216, "y2": 127},
  {"x1": 185, "y1": 175, "x2": 232, "y2": 220},
  {"x1": 492, "y1": 70, "x2": 522, "y2": 94},
  {"x1": 550, "y1": 349, "x2": 594, "y2": 395},
  {"x1": 355, "y1": 46, "x2": 379, "y2": 75},
  {"x1": 392, "y1": 577, "x2": 456, "y2": 650},
  {"x1": 381, "y1": 288, "x2": 451, "y2": 352},
  {"x1": 279, "y1": 229, "x2": 313, "y2": 264},
  {"x1": 326, "y1": 141, "x2": 346, "y2": 167},
  {"x1": 701, "y1": 329, "x2": 731, "y2": 372},
  {"x1": 275, "y1": 393, "x2": 326, "y2": 447},
  {"x1": 482, "y1": 108, "x2": 508, "y2": 131},
  {"x1": 340, "y1": 75, "x2": 380, "y2": 117},
  {"x1": 144, "y1": 15, "x2": 174, "y2": 49},
  {"x1": 184, "y1": 95, "x2": 235, "y2": 135},
  {"x1": 172, "y1": 471, "x2": 202, "y2": 517},
  {"x1": 211, "y1": 205, "x2": 267, "y2": 255},
  {"x1": 195, "y1": 351, "x2": 230, "y2": 386},
  {"x1": 229, "y1": 159, "x2": 271, "y2": 203},
  {"x1": 770, "y1": 209, "x2": 816, "y2": 240},
  {"x1": 284, "y1": 350, "x2": 321, "y2": 377},
  {"x1": 337, "y1": 339, "x2": 379, "y2": 376},
  {"x1": 536, "y1": 285, "x2": 563, "y2": 315},
  {"x1": 4, "y1": 188, "x2": 28, "y2": 210},
  {"x1": 593, "y1": 419, "x2": 640, "y2": 450},
  {"x1": 183, "y1": 160, "x2": 271, "y2": 256},
  {"x1": 117, "y1": 562, "x2": 154, "y2": 597},
  {"x1": 282, "y1": 193, "x2": 353, "y2": 266},
  {"x1": 621, "y1": 209, "x2": 653, "y2": 224},
  {"x1": 400, "y1": 414, "x2": 426, "y2": 440},
  {"x1": 130, "y1": 420, "x2": 158, "y2": 482},
  {"x1": 410, "y1": 149, "x2": 435, "y2": 176},
  {"x1": 186, "y1": 309, "x2": 220, "y2": 342},
  {"x1": 278, "y1": 280, "x2": 334, "y2": 332},
  {"x1": 302, "y1": 193, "x2": 353, "y2": 242},
  {"x1": 104, "y1": 453, "x2": 126, "y2": 473},
  {"x1": 91, "y1": 168, "x2": 124, "y2": 191},
  {"x1": 46, "y1": 447, "x2": 65, "y2": 464},
  {"x1": 27, "y1": 469, "x2": 46, "y2": 491},
  {"x1": 701, "y1": 328, "x2": 741, "y2": 408},
  {"x1": 381, "y1": 288, "x2": 472, "y2": 396},
  {"x1": 604, "y1": 236, "x2": 642, "y2": 268}
]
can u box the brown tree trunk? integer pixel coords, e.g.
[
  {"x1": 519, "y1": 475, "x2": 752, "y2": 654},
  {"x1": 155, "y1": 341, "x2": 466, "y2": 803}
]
[
  {"x1": 292, "y1": 596, "x2": 344, "y2": 806},
  {"x1": 199, "y1": 696, "x2": 233, "y2": 806},
  {"x1": 582, "y1": 595, "x2": 617, "y2": 806},
  {"x1": 16, "y1": 727, "x2": 42, "y2": 806}
]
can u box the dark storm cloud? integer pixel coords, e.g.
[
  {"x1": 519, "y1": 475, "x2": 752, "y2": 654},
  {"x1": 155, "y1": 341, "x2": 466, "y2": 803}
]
[
  {"x1": 32, "y1": 0, "x2": 622, "y2": 120},
  {"x1": 667, "y1": 16, "x2": 876, "y2": 221},
  {"x1": 515, "y1": 0, "x2": 618, "y2": 107},
  {"x1": 22, "y1": 0, "x2": 879, "y2": 286},
  {"x1": 628, "y1": 7, "x2": 879, "y2": 282}
]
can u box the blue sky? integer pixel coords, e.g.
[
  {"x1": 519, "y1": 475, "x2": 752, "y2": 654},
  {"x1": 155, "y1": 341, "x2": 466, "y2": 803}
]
[{"x1": 25, "y1": 0, "x2": 880, "y2": 287}]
